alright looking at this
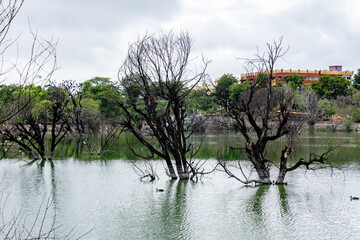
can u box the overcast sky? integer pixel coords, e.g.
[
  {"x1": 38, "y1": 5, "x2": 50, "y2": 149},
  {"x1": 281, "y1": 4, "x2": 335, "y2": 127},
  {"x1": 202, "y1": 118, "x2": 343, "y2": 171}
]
[{"x1": 7, "y1": 0, "x2": 360, "y2": 83}]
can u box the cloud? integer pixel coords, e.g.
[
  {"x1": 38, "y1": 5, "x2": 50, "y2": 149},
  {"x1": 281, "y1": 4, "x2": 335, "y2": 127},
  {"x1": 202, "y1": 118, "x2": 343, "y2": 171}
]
[
  {"x1": 6, "y1": 0, "x2": 182, "y2": 82},
  {"x1": 3, "y1": 0, "x2": 359, "y2": 84}
]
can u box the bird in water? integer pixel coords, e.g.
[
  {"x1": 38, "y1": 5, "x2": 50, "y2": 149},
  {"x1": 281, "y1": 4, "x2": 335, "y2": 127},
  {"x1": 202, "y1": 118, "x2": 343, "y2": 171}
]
[
  {"x1": 350, "y1": 196, "x2": 359, "y2": 200},
  {"x1": 156, "y1": 188, "x2": 164, "y2": 192}
]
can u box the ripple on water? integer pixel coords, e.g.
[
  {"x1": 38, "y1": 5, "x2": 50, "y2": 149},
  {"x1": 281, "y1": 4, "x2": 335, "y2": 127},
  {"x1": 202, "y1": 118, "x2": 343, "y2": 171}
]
[{"x1": 1, "y1": 136, "x2": 360, "y2": 239}]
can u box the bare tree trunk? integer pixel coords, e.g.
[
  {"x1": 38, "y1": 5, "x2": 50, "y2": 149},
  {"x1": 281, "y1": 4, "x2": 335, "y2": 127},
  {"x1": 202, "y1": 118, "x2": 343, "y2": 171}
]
[
  {"x1": 165, "y1": 158, "x2": 177, "y2": 179},
  {"x1": 175, "y1": 165, "x2": 189, "y2": 179},
  {"x1": 276, "y1": 147, "x2": 291, "y2": 184},
  {"x1": 246, "y1": 149, "x2": 271, "y2": 183},
  {"x1": 176, "y1": 155, "x2": 189, "y2": 179},
  {"x1": 275, "y1": 146, "x2": 336, "y2": 184}
]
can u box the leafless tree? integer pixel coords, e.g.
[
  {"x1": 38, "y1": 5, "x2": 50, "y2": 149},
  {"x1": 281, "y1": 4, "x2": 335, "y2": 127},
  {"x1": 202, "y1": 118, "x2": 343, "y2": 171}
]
[
  {"x1": 0, "y1": 0, "x2": 38, "y2": 125},
  {"x1": 117, "y1": 31, "x2": 210, "y2": 179},
  {"x1": 82, "y1": 124, "x2": 124, "y2": 157},
  {"x1": 0, "y1": 1, "x2": 58, "y2": 161},
  {"x1": 297, "y1": 88, "x2": 324, "y2": 127},
  {"x1": 60, "y1": 80, "x2": 89, "y2": 136},
  {"x1": 217, "y1": 37, "x2": 335, "y2": 184},
  {"x1": 0, "y1": 0, "x2": 24, "y2": 66},
  {"x1": 60, "y1": 79, "x2": 105, "y2": 137},
  {"x1": 0, "y1": 29, "x2": 57, "y2": 161},
  {"x1": 131, "y1": 160, "x2": 159, "y2": 181},
  {"x1": 331, "y1": 95, "x2": 354, "y2": 131},
  {"x1": 275, "y1": 145, "x2": 337, "y2": 184}
]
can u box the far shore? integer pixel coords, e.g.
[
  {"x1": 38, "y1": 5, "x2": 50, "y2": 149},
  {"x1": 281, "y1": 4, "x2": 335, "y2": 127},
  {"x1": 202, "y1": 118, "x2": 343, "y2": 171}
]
[
  {"x1": 192, "y1": 114, "x2": 360, "y2": 133},
  {"x1": 310, "y1": 120, "x2": 360, "y2": 132}
]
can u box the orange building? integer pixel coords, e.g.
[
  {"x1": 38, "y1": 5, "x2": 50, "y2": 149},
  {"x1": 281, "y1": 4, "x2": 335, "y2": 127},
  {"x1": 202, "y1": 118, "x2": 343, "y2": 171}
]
[{"x1": 240, "y1": 65, "x2": 353, "y2": 85}]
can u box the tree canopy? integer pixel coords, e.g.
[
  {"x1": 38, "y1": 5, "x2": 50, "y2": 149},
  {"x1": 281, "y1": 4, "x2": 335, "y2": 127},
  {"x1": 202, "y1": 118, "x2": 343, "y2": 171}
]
[
  {"x1": 354, "y1": 69, "x2": 360, "y2": 90},
  {"x1": 214, "y1": 74, "x2": 238, "y2": 108},
  {"x1": 283, "y1": 74, "x2": 304, "y2": 90},
  {"x1": 311, "y1": 75, "x2": 350, "y2": 98},
  {"x1": 80, "y1": 77, "x2": 122, "y2": 119}
]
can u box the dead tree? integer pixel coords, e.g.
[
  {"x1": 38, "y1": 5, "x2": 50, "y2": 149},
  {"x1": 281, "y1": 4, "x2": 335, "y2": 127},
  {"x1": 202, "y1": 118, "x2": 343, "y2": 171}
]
[
  {"x1": 276, "y1": 145, "x2": 337, "y2": 183},
  {"x1": 60, "y1": 79, "x2": 106, "y2": 137},
  {"x1": 82, "y1": 124, "x2": 124, "y2": 157},
  {"x1": 131, "y1": 160, "x2": 159, "y2": 181},
  {"x1": 298, "y1": 88, "x2": 324, "y2": 127},
  {"x1": 0, "y1": 25, "x2": 57, "y2": 160},
  {"x1": 117, "y1": 31, "x2": 209, "y2": 179},
  {"x1": 217, "y1": 37, "x2": 335, "y2": 184},
  {"x1": 60, "y1": 80, "x2": 89, "y2": 136},
  {"x1": 0, "y1": 0, "x2": 32, "y2": 125}
]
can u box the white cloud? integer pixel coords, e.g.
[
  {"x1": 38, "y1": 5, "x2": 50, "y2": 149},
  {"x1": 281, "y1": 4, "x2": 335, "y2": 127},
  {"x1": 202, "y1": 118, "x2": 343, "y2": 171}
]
[{"x1": 2, "y1": 0, "x2": 359, "y2": 84}]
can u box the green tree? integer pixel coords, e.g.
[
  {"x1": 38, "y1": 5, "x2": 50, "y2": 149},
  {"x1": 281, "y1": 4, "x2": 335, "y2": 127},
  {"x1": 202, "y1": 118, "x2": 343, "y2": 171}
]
[
  {"x1": 229, "y1": 81, "x2": 251, "y2": 103},
  {"x1": 353, "y1": 69, "x2": 360, "y2": 90},
  {"x1": 0, "y1": 84, "x2": 19, "y2": 122},
  {"x1": 80, "y1": 77, "x2": 122, "y2": 119},
  {"x1": 350, "y1": 90, "x2": 360, "y2": 122},
  {"x1": 319, "y1": 98, "x2": 335, "y2": 119},
  {"x1": 214, "y1": 74, "x2": 238, "y2": 108},
  {"x1": 188, "y1": 88, "x2": 215, "y2": 113},
  {"x1": 311, "y1": 75, "x2": 350, "y2": 98},
  {"x1": 283, "y1": 74, "x2": 304, "y2": 90}
]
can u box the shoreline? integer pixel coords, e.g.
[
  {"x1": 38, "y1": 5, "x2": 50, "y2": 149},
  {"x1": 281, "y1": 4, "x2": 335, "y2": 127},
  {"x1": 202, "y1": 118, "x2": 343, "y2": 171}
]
[{"x1": 193, "y1": 114, "x2": 360, "y2": 133}]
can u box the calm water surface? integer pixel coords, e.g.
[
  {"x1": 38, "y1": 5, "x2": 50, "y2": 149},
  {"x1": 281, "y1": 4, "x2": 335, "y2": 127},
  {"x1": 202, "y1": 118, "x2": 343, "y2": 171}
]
[{"x1": 1, "y1": 132, "x2": 360, "y2": 239}]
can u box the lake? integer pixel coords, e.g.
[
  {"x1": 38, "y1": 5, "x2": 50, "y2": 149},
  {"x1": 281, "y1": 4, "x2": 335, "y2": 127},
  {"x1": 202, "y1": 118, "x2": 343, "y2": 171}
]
[{"x1": 1, "y1": 131, "x2": 360, "y2": 239}]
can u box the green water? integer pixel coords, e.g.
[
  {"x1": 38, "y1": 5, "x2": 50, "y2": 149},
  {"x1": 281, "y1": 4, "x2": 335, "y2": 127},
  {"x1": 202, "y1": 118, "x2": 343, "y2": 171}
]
[
  {"x1": 1, "y1": 131, "x2": 360, "y2": 239},
  {"x1": 52, "y1": 131, "x2": 360, "y2": 163}
]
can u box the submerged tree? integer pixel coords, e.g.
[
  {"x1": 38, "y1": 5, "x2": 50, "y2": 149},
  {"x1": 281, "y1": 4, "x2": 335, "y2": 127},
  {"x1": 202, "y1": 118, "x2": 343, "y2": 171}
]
[
  {"x1": 0, "y1": 83, "x2": 71, "y2": 166},
  {"x1": 217, "y1": 37, "x2": 335, "y2": 184},
  {"x1": 60, "y1": 80, "x2": 90, "y2": 137},
  {"x1": 60, "y1": 78, "x2": 124, "y2": 158},
  {"x1": 117, "y1": 31, "x2": 210, "y2": 179}
]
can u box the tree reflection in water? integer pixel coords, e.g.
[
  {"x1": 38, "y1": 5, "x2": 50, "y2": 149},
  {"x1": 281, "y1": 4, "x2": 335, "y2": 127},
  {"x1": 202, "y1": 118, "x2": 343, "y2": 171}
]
[{"x1": 144, "y1": 180, "x2": 193, "y2": 240}]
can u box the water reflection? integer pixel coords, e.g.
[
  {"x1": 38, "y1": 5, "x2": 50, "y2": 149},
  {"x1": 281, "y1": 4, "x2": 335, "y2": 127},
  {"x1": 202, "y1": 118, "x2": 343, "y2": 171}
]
[
  {"x1": 50, "y1": 131, "x2": 360, "y2": 165},
  {"x1": 145, "y1": 180, "x2": 192, "y2": 240},
  {"x1": 1, "y1": 130, "x2": 360, "y2": 239},
  {"x1": 245, "y1": 185, "x2": 270, "y2": 238},
  {"x1": 277, "y1": 185, "x2": 290, "y2": 215},
  {"x1": 242, "y1": 184, "x2": 298, "y2": 239},
  {"x1": 247, "y1": 185, "x2": 270, "y2": 214}
]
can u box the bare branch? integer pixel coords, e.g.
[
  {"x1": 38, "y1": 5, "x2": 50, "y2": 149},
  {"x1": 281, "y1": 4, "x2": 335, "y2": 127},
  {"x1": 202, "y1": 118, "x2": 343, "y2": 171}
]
[
  {"x1": 131, "y1": 160, "x2": 159, "y2": 181},
  {"x1": 117, "y1": 31, "x2": 209, "y2": 179}
]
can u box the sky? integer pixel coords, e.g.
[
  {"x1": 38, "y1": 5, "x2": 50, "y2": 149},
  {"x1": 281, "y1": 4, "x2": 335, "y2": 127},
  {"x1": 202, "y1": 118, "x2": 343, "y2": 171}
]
[{"x1": 5, "y1": 0, "x2": 360, "y2": 84}]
